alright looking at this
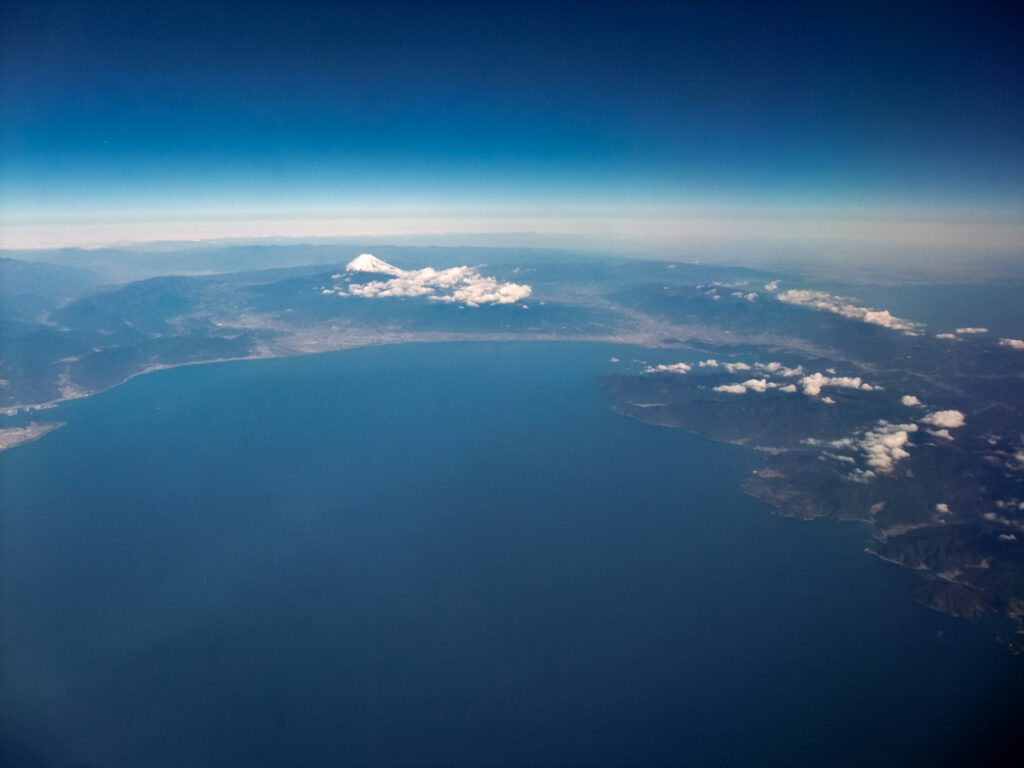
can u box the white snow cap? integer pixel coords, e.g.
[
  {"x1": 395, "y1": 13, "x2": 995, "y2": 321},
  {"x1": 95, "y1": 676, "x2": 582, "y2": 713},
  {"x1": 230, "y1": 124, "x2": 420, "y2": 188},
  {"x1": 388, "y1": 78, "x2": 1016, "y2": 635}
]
[{"x1": 345, "y1": 254, "x2": 402, "y2": 275}]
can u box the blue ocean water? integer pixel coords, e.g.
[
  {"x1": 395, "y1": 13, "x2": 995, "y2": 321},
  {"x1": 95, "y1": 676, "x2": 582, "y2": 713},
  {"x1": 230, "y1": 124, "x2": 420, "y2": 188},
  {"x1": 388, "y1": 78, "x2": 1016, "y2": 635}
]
[{"x1": 1, "y1": 342, "x2": 1021, "y2": 767}]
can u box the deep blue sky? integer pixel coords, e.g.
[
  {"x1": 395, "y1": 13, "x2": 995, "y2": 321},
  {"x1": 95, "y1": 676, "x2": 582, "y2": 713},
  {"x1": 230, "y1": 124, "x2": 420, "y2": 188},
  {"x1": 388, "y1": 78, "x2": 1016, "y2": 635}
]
[{"x1": 2, "y1": 1, "x2": 1022, "y2": 243}]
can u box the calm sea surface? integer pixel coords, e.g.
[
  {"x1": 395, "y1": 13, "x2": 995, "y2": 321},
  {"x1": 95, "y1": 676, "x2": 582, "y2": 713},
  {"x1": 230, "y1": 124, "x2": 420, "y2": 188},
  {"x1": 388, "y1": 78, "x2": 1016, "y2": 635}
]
[{"x1": 2, "y1": 342, "x2": 1021, "y2": 767}]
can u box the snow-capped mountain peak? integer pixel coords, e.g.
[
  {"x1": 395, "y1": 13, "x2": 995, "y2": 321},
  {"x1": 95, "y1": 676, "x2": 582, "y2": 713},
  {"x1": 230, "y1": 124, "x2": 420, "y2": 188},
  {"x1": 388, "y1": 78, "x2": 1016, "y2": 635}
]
[{"x1": 345, "y1": 254, "x2": 402, "y2": 275}]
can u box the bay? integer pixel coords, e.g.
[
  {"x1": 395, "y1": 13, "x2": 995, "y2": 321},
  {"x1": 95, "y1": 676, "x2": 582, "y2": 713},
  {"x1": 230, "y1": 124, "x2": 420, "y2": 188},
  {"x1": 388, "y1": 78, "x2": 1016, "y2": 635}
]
[{"x1": 2, "y1": 342, "x2": 1021, "y2": 767}]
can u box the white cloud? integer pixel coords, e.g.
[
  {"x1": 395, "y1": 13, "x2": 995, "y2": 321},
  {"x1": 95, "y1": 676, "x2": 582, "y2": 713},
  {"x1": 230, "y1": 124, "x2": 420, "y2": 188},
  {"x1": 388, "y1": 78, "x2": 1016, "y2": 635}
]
[
  {"x1": 779, "y1": 383, "x2": 798, "y2": 393},
  {"x1": 713, "y1": 378, "x2": 776, "y2": 394},
  {"x1": 644, "y1": 362, "x2": 692, "y2": 375},
  {"x1": 935, "y1": 333, "x2": 959, "y2": 340},
  {"x1": 999, "y1": 533, "x2": 1018, "y2": 542},
  {"x1": 956, "y1": 327, "x2": 988, "y2": 334},
  {"x1": 723, "y1": 362, "x2": 751, "y2": 373},
  {"x1": 803, "y1": 437, "x2": 848, "y2": 448},
  {"x1": 936, "y1": 503, "x2": 951, "y2": 514},
  {"x1": 819, "y1": 421, "x2": 920, "y2": 478},
  {"x1": 755, "y1": 361, "x2": 804, "y2": 377},
  {"x1": 438, "y1": 275, "x2": 533, "y2": 306},
  {"x1": 859, "y1": 421, "x2": 919, "y2": 473},
  {"x1": 775, "y1": 289, "x2": 924, "y2": 335},
  {"x1": 329, "y1": 255, "x2": 532, "y2": 307},
  {"x1": 348, "y1": 271, "x2": 444, "y2": 299},
  {"x1": 729, "y1": 291, "x2": 760, "y2": 301},
  {"x1": 764, "y1": 280, "x2": 780, "y2": 292},
  {"x1": 921, "y1": 410, "x2": 966, "y2": 429},
  {"x1": 1000, "y1": 338, "x2": 1024, "y2": 350},
  {"x1": 821, "y1": 396, "x2": 836, "y2": 404},
  {"x1": 698, "y1": 359, "x2": 719, "y2": 367},
  {"x1": 799, "y1": 372, "x2": 878, "y2": 397},
  {"x1": 927, "y1": 428, "x2": 953, "y2": 440},
  {"x1": 901, "y1": 395, "x2": 921, "y2": 407},
  {"x1": 824, "y1": 452, "x2": 856, "y2": 464},
  {"x1": 610, "y1": 357, "x2": 620, "y2": 363}
]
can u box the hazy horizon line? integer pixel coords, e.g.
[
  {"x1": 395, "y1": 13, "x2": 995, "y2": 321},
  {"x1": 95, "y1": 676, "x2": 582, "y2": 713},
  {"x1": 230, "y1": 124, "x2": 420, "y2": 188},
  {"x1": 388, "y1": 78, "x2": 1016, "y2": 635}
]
[{"x1": 3, "y1": 206, "x2": 1023, "y2": 254}]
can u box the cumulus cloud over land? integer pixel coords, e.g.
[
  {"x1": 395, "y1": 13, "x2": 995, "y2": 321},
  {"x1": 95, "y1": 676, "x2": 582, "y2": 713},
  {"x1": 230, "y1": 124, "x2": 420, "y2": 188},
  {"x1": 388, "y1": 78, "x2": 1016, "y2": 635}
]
[
  {"x1": 799, "y1": 372, "x2": 878, "y2": 397},
  {"x1": 699, "y1": 360, "x2": 800, "y2": 376},
  {"x1": 921, "y1": 410, "x2": 966, "y2": 429},
  {"x1": 644, "y1": 363, "x2": 692, "y2": 375},
  {"x1": 713, "y1": 378, "x2": 775, "y2": 394},
  {"x1": 775, "y1": 289, "x2": 923, "y2": 335},
  {"x1": 901, "y1": 395, "x2": 922, "y2": 407},
  {"x1": 325, "y1": 254, "x2": 532, "y2": 307},
  {"x1": 859, "y1": 421, "x2": 919, "y2": 473},
  {"x1": 807, "y1": 420, "x2": 921, "y2": 478},
  {"x1": 755, "y1": 361, "x2": 803, "y2": 377}
]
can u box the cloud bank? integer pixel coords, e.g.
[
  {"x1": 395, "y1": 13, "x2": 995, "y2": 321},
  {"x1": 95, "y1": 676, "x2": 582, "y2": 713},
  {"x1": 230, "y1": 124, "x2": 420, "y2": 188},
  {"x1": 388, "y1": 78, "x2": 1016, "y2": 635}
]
[
  {"x1": 775, "y1": 289, "x2": 923, "y2": 335},
  {"x1": 324, "y1": 254, "x2": 532, "y2": 307},
  {"x1": 713, "y1": 378, "x2": 775, "y2": 394},
  {"x1": 799, "y1": 372, "x2": 878, "y2": 397}
]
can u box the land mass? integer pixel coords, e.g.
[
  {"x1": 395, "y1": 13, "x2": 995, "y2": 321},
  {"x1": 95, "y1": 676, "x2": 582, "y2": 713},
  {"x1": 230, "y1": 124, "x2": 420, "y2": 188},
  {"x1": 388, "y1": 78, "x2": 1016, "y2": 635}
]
[
  {"x1": 0, "y1": 421, "x2": 66, "y2": 451},
  {"x1": 4, "y1": 247, "x2": 1024, "y2": 648},
  {"x1": 602, "y1": 278, "x2": 1024, "y2": 646}
]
